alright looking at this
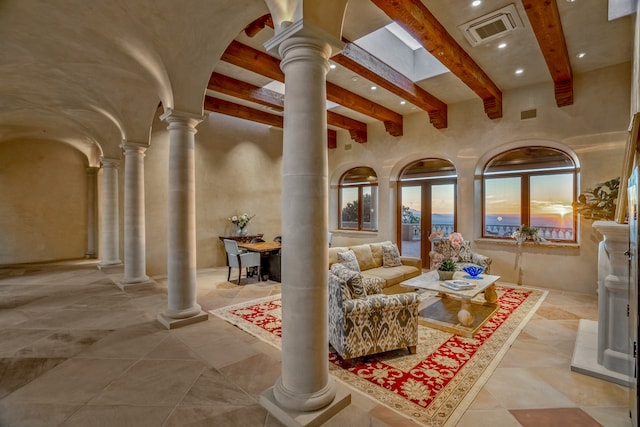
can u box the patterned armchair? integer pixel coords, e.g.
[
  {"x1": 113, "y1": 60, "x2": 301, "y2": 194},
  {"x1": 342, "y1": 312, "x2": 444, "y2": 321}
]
[
  {"x1": 429, "y1": 239, "x2": 492, "y2": 273},
  {"x1": 328, "y1": 264, "x2": 419, "y2": 366}
]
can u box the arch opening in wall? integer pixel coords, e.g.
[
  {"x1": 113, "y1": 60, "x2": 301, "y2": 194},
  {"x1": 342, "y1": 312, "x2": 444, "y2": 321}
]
[
  {"x1": 398, "y1": 158, "x2": 457, "y2": 268},
  {"x1": 339, "y1": 166, "x2": 378, "y2": 232},
  {"x1": 482, "y1": 146, "x2": 577, "y2": 242}
]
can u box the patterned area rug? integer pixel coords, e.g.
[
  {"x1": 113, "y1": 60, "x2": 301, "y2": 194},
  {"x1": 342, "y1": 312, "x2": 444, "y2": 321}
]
[{"x1": 211, "y1": 285, "x2": 547, "y2": 426}]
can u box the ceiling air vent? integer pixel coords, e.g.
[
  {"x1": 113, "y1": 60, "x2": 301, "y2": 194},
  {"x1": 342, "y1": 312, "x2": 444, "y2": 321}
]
[{"x1": 458, "y1": 4, "x2": 522, "y2": 47}]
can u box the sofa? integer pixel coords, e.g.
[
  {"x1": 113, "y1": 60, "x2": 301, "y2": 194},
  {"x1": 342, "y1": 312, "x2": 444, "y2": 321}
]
[
  {"x1": 429, "y1": 239, "x2": 492, "y2": 273},
  {"x1": 328, "y1": 241, "x2": 422, "y2": 294},
  {"x1": 328, "y1": 265, "x2": 419, "y2": 366}
]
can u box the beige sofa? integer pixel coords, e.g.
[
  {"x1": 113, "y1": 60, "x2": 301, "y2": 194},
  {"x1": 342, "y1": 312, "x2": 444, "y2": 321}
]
[{"x1": 328, "y1": 241, "x2": 422, "y2": 294}]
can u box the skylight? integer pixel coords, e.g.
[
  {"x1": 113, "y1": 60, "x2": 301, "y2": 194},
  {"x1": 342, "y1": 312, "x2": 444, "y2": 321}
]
[
  {"x1": 354, "y1": 22, "x2": 449, "y2": 83},
  {"x1": 384, "y1": 22, "x2": 421, "y2": 51}
]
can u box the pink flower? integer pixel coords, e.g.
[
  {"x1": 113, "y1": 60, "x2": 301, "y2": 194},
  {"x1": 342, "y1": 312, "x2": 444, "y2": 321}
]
[
  {"x1": 428, "y1": 231, "x2": 444, "y2": 242},
  {"x1": 448, "y1": 232, "x2": 464, "y2": 249}
]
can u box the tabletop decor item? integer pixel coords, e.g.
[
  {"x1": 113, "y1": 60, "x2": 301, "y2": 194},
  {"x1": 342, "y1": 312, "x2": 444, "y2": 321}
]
[
  {"x1": 229, "y1": 212, "x2": 255, "y2": 237},
  {"x1": 432, "y1": 253, "x2": 457, "y2": 280},
  {"x1": 463, "y1": 265, "x2": 484, "y2": 278},
  {"x1": 511, "y1": 224, "x2": 544, "y2": 245}
]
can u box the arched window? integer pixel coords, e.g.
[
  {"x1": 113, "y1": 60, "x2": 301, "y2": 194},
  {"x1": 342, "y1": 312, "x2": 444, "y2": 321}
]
[
  {"x1": 339, "y1": 167, "x2": 378, "y2": 231},
  {"x1": 398, "y1": 158, "x2": 457, "y2": 264},
  {"x1": 482, "y1": 146, "x2": 577, "y2": 242}
]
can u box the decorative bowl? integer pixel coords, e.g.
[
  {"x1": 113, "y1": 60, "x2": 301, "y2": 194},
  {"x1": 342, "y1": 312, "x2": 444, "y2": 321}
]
[{"x1": 463, "y1": 266, "x2": 484, "y2": 278}]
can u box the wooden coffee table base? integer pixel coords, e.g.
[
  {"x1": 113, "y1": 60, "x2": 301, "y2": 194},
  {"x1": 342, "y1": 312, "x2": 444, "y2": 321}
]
[{"x1": 418, "y1": 294, "x2": 499, "y2": 338}]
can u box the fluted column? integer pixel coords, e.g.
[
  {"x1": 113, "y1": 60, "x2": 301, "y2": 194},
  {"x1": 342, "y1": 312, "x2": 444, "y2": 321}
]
[
  {"x1": 120, "y1": 142, "x2": 150, "y2": 286},
  {"x1": 98, "y1": 158, "x2": 121, "y2": 268},
  {"x1": 265, "y1": 30, "x2": 336, "y2": 413},
  {"x1": 156, "y1": 109, "x2": 208, "y2": 329},
  {"x1": 85, "y1": 166, "x2": 99, "y2": 258}
]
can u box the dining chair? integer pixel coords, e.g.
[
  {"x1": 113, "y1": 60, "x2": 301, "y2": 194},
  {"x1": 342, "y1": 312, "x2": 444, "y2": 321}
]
[{"x1": 223, "y1": 239, "x2": 261, "y2": 285}]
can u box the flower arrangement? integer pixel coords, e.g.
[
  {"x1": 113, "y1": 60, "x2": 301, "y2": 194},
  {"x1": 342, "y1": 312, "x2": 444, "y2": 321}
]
[
  {"x1": 429, "y1": 231, "x2": 464, "y2": 271},
  {"x1": 511, "y1": 224, "x2": 544, "y2": 245},
  {"x1": 229, "y1": 212, "x2": 254, "y2": 230}
]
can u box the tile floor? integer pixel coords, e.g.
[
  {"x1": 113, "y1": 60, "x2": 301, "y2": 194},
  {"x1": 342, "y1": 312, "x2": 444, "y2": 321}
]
[{"x1": 0, "y1": 260, "x2": 633, "y2": 426}]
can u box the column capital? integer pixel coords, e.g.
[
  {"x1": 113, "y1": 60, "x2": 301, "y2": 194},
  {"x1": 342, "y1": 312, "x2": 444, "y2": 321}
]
[
  {"x1": 100, "y1": 157, "x2": 120, "y2": 168},
  {"x1": 86, "y1": 166, "x2": 100, "y2": 175},
  {"x1": 120, "y1": 141, "x2": 150, "y2": 153},
  {"x1": 264, "y1": 19, "x2": 344, "y2": 60},
  {"x1": 159, "y1": 108, "x2": 204, "y2": 129}
]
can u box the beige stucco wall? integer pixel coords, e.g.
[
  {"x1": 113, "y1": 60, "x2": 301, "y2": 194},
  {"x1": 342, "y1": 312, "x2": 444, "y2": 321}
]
[
  {"x1": 0, "y1": 139, "x2": 89, "y2": 264},
  {"x1": 145, "y1": 112, "x2": 284, "y2": 275},
  {"x1": 328, "y1": 62, "x2": 632, "y2": 294}
]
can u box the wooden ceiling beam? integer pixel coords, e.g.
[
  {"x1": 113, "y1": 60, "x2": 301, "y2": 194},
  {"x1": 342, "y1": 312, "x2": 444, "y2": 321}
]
[
  {"x1": 208, "y1": 72, "x2": 284, "y2": 112},
  {"x1": 208, "y1": 72, "x2": 367, "y2": 142},
  {"x1": 371, "y1": 0, "x2": 503, "y2": 119},
  {"x1": 334, "y1": 40, "x2": 447, "y2": 129},
  {"x1": 522, "y1": 0, "x2": 573, "y2": 107},
  {"x1": 204, "y1": 95, "x2": 337, "y2": 148},
  {"x1": 221, "y1": 40, "x2": 402, "y2": 136}
]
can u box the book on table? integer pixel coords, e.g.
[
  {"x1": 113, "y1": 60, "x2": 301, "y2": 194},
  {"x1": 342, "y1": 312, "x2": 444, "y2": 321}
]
[{"x1": 441, "y1": 280, "x2": 476, "y2": 291}]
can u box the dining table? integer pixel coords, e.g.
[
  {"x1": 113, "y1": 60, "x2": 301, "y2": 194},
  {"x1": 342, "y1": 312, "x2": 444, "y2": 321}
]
[{"x1": 237, "y1": 241, "x2": 282, "y2": 282}]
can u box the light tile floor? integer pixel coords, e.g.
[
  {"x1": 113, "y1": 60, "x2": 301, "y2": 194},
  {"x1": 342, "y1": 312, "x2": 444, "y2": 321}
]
[{"x1": 0, "y1": 260, "x2": 632, "y2": 426}]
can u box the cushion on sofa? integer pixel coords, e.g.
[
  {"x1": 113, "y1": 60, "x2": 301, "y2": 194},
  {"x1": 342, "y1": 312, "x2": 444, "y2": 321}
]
[
  {"x1": 382, "y1": 243, "x2": 402, "y2": 267},
  {"x1": 349, "y1": 243, "x2": 376, "y2": 271},
  {"x1": 337, "y1": 250, "x2": 360, "y2": 272},
  {"x1": 330, "y1": 263, "x2": 366, "y2": 299},
  {"x1": 369, "y1": 241, "x2": 393, "y2": 268},
  {"x1": 328, "y1": 247, "x2": 349, "y2": 269},
  {"x1": 362, "y1": 265, "x2": 420, "y2": 288}
]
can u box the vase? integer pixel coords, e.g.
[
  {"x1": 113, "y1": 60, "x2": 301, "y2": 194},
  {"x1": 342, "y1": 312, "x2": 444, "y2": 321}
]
[
  {"x1": 235, "y1": 226, "x2": 248, "y2": 237},
  {"x1": 437, "y1": 270, "x2": 454, "y2": 281}
]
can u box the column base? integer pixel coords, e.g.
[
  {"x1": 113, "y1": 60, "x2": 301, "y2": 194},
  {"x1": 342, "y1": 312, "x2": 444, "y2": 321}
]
[
  {"x1": 117, "y1": 278, "x2": 154, "y2": 291},
  {"x1": 156, "y1": 311, "x2": 208, "y2": 330},
  {"x1": 571, "y1": 319, "x2": 631, "y2": 387},
  {"x1": 98, "y1": 262, "x2": 123, "y2": 273},
  {"x1": 260, "y1": 382, "x2": 351, "y2": 427}
]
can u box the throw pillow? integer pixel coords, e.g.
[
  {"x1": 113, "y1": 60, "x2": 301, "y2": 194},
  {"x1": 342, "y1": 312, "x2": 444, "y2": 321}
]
[
  {"x1": 337, "y1": 250, "x2": 361, "y2": 272},
  {"x1": 330, "y1": 263, "x2": 366, "y2": 299},
  {"x1": 382, "y1": 243, "x2": 402, "y2": 268}
]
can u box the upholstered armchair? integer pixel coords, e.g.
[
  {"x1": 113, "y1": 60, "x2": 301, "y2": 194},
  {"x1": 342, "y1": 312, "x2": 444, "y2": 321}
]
[
  {"x1": 223, "y1": 239, "x2": 262, "y2": 285},
  {"x1": 429, "y1": 239, "x2": 492, "y2": 273},
  {"x1": 328, "y1": 264, "x2": 419, "y2": 366}
]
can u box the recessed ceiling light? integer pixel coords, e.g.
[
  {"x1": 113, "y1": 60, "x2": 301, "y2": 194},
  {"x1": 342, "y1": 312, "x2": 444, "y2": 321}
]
[
  {"x1": 566, "y1": 0, "x2": 575, "y2": 2},
  {"x1": 498, "y1": 43, "x2": 507, "y2": 49},
  {"x1": 371, "y1": 85, "x2": 377, "y2": 90},
  {"x1": 351, "y1": 76, "x2": 359, "y2": 81},
  {"x1": 515, "y1": 68, "x2": 524, "y2": 75},
  {"x1": 472, "y1": 0, "x2": 482, "y2": 6},
  {"x1": 400, "y1": 100, "x2": 406, "y2": 105},
  {"x1": 329, "y1": 63, "x2": 336, "y2": 69},
  {"x1": 576, "y1": 52, "x2": 586, "y2": 58}
]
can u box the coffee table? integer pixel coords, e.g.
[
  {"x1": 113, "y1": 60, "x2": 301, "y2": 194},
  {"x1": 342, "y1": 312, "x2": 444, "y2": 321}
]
[{"x1": 401, "y1": 270, "x2": 501, "y2": 337}]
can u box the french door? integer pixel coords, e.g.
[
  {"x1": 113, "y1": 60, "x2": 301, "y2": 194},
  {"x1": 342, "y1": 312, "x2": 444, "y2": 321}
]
[{"x1": 399, "y1": 180, "x2": 456, "y2": 268}]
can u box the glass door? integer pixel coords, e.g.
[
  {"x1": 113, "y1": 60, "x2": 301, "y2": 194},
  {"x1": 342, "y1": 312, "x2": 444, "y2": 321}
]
[{"x1": 399, "y1": 181, "x2": 456, "y2": 268}]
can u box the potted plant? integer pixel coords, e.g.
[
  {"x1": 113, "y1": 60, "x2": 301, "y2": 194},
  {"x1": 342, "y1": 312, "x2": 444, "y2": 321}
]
[
  {"x1": 432, "y1": 253, "x2": 457, "y2": 280},
  {"x1": 511, "y1": 224, "x2": 545, "y2": 245}
]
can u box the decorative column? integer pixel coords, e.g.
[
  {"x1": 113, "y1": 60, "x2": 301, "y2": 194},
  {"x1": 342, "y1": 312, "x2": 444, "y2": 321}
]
[
  {"x1": 592, "y1": 221, "x2": 631, "y2": 375},
  {"x1": 85, "y1": 166, "x2": 99, "y2": 258},
  {"x1": 119, "y1": 141, "x2": 151, "y2": 288},
  {"x1": 98, "y1": 158, "x2": 122, "y2": 269},
  {"x1": 156, "y1": 109, "x2": 208, "y2": 329},
  {"x1": 261, "y1": 24, "x2": 348, "y2": 421}
]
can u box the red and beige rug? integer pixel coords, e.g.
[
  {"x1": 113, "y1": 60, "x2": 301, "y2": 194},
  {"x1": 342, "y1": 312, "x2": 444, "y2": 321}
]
[{"x1": 211, "y1": 285, "x2": 547, "y2": 426}]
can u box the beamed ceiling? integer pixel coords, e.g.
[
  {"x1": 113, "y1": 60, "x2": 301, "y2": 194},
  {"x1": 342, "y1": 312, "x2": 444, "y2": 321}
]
[
  {"x1": 206, "y1": 0, "x2": 632, "y2": 146},
  {"x1": 0, "y1": 0, "x2": 632, "y2": 160}
]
